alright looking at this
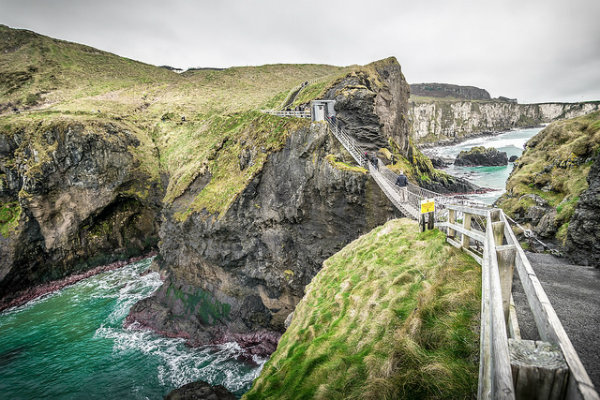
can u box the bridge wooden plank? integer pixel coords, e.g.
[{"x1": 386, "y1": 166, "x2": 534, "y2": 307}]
[
  {"x1": 501, "y1": 212, "x2": 599, "y2": 400},
  {"x1": 446, "y1": 237, "x2": 484, "y2": 265}
]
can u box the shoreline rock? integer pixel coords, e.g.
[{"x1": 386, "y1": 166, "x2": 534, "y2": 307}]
[
  {"x1": 0, "y1": 251, "x2": 157, "y2": 313},
  {"x1": 164, "y1": 380, "x2": 236, "y2": 400}
]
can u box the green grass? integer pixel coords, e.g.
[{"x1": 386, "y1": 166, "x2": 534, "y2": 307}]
[
  {"x1": 325, "y1": 154, "x2": 368, "y2": 174},
  {"x1": 244, "y1": 219, "x2": 481, "y2": 400},
  {"x1": 0, "y1": 201, "x2": 21, "y2": 237}
]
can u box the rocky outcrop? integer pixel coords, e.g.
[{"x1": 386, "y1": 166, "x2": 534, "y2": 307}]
[
  {"x1": 0, "y1": 119, "x2": 162, "y2": 303},
  {"x1": 410, "y1": 83, "x2": 491, "y2": 101},
  {"x1": 566, "y1": 152, "x2": 600, "y2": 267},
  {"x1": 127, "y1": 121, "x2": 401, "y2": 354},
  {"x1": 496, "y1": 112, "x2": 600, "y2": 264},
  {"x1": 127, "y1": 59, "x2": 421, "y2": 353},
  {"x1": 164, "y1": 380, "x2": 236, "y2": 400},
  {"x1": 455, "y1": 146, "x2": 508, "y2": 166},
  {"x1": 410, "y1": 100, "x2": 600, "y2": 145}
]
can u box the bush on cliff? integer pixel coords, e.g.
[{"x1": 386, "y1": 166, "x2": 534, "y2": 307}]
[{"x1": 245, "y1": 219, "x2": 481, "y2": 400}]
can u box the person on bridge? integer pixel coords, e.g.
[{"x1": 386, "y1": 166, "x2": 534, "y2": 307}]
[
  {"x1": 395, "y1": 172, "x2": 408, "y2": 187},
  {"x1": 371, "y1": 152, "x2": 379, "y2": 170},
  {"x1": 396, "y1": 171, "x2": 408, "y2": 201}
]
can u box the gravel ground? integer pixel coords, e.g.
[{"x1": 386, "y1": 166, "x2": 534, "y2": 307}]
[{"x1": 511, "y1": 252, "x2": 600, "y2": 391}]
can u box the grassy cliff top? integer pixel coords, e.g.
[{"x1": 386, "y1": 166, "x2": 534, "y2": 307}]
[
  {"x1": 497, "y1": 111, "x2": 600, "y2": 240},
  {"x1": 0, "y1": 25, "x2": 356, "y2": 216},
  {"x1": 245, "y1": 219, "x2": 481, "y2": 400}
]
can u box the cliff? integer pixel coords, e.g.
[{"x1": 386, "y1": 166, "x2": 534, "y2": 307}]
[
  {"x1": 1, "y1": 25, "x2": 473, "y2": 353},
  {"x1": 126, "y1": 58, "x2": 425, "y2": 351},
  {"x1": 244, "y1": 219, "x2": 481, "y2": 399},
  {"x1": 410, "y1": 82, "x2": 491, "y2": 101},
  {"x1": 409, "y1": 98, "x2": 600, "y2": 145},
  {"x1": 0, "y1": 115, "x2": 162, "y2": 302},
  {"x1": 496, "y1": 111, "x2": 600, "y2": 266}
]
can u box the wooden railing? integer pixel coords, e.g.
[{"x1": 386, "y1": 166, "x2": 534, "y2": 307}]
[{"x1": 438, "y1": 205, "x2": 599, "y2": 400}]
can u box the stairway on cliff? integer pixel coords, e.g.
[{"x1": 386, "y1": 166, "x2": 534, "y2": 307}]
[{"x1": 511, "y1": 252, "x2": 600, "y2": 390}]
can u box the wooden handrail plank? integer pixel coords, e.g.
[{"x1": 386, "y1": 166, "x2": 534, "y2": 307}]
[
  {"x1": 439, "y1": 222, "x2": 485, "y2": 243},
  {"x1": 486, "y1": 216, "x2": 516, "y2": 399}
]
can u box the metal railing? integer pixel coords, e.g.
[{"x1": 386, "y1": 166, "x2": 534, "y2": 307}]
[{"x1": 263, "y1": 110, "x2": 311, "y2": 118}]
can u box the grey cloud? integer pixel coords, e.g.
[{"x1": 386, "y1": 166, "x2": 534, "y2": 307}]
[{"x1": 0, "y1": 0, "x2": 598, "y2": 103}]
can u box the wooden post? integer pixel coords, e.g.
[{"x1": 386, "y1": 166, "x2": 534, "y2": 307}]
[
  {"x1": 493, "y1": 221, "x2": 506, "y2": 246},
  {"x1": 509, "y1": 339, "x2": 569, "y2": 400},
  {"x1": 419, "y1": 214, "x2": 425, "y2": 232},
  {"x1": 462, "y1": 213, "x2": 472, "y2": 249},
  {"x1": 448, "y1": 209, "x2": 456, "y2": 238},
  {"x1": 497, "y1": 244, "x2": 516, "y2": 325},
  {"x1": 427, "y1": 212, "x2": 434, "y2": 230}
]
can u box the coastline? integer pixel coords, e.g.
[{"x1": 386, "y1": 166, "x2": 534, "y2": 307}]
[
  {"x1": 0, "y1": 251, "x2": 158, "y2": 313},
  {"x1": 415, "y1": 124, "x2": 545, "y2": 150}
]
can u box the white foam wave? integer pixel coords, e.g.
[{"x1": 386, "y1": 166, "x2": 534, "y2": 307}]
[{"x1": 94, "y1": 324, "x2": 266, "y2": 394}]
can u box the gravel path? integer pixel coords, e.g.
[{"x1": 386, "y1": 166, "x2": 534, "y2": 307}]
[{"x1": 512, "y1": 252, "x2": 600, "y2": 390}]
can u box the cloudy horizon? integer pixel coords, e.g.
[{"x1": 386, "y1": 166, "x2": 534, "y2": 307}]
[{"x1": 1, "y1": 0, "x2": 599, "y2": 104}]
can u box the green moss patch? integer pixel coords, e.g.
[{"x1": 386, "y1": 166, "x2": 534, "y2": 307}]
[
  {"x1": 0, "y1": 201, "x2": 21, "y2": 237},
  {"x1": 245, "y1": 219, "x2": 481, "y2": 400}
]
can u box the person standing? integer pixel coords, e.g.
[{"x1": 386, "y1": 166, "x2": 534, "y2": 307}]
[{"x1": 396, "y1": 171, "x2": 408, "y2": 201}]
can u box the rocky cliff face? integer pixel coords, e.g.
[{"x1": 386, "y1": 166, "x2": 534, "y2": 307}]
[
  {"x1": 410, "y1": 83, "x2": 491, "y2": 101},
  {"x1": 127, "y1": 123, "x2": 400, "y2": 352},
  {"x1": 410, "y1": 100, "x2": 600, "y2": 145},
  {"x1": 0, "y1": 118, "x2": 162, "y2": 302},
  {"x1": 566, "y1": 151, "x2": 600, "y2": 266},
  {"x1": 496, "y1": 112, "x2": 600, "y2": 266},
  {"x1": 127, "y1": 59, "x2": 416, "y2": 352}
]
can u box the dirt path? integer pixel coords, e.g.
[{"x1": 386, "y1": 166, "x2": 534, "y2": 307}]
[{"x1": 512, "y1": 252, "x2": 600, "y2": 390}]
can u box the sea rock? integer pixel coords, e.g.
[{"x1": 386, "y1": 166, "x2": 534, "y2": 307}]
[
  {"x1": 454, "y1": 146, "x2": 508, "y2": 166},
  {"x1": 566, "y1": 152, "x2": 600, "y2": 267},
  {"x1": 509, "y1": 155, "x2": 518, "y2": 162},
  {"x1": 164, "y1": 380, "x2": 236, "y2": 400}
]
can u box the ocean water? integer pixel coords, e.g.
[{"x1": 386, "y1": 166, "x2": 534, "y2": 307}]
[
  {"x1": 0, "y1": 258, "x2": 264, "y2": 399},
  {"x1": 425, "y1": 127, "x2": 543, "y2": 203}
]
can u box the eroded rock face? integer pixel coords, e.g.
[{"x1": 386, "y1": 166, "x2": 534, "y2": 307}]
[
  {"x1": 566, "y1": 153, "x2": 600, "y2": 267},
  {"x1": 410, "y1": 101, "x2": 600, "y2": 145},
  {"x1": 0, "y1": 121, "x2": 161, "y2": 302},
  {"x1": 127, "y1": 123, "x2": 400, "y2": 353}
]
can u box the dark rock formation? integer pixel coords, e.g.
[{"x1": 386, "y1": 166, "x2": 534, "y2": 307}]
[
  {"x1": 127, "y1": 59, "x2": 421, "y2": 353},
  {"x1": 509, "y1": 155, "x2": 518, "y2": 162},
  {"x1": 127, "y1": 123, "x2": 401, "y2": 352},
  {"x1": 455, "y1": 146, "x2": 508, "y2": 166},
  {"x1": 164, "y1": 380, "x2": 236, "y2": 400},
  {"x1": 566, "y1": 152, "x2": 600, "y2": 267},
  {"x1": 410, "y1": 83, "x2": 491, "y2": 101},
  {"x1": 430, "y1": 156, "x2": 450, "y2": 168},
  {"x1": 0, "y1": 121, "x2": 162, "y2": 303}
]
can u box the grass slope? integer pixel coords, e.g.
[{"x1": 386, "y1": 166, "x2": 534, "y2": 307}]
[
  {"x1": 245, "y1": 219, "x2": 481, "y2": 400},
  {"x1": 497, "y1": 111, "x2": 600, "y2": 242},
  {"x1": 0, "y1": 25, "x2": 352, "y2": 217}
]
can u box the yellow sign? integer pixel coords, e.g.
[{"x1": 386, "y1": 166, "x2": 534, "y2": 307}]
[{"x1": 420, "y1": 199, "x2": 435, "y2": 214}]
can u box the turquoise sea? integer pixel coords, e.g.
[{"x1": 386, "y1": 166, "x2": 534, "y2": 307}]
[
  {"x1": 424, "y1": 127, "x2": 543, "y2": 203},
  {"x1": 0, "y1": 258, "x2": 264, "y2": 399}
]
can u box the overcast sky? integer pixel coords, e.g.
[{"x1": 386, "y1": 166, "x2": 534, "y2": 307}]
[{"x1": 1, "y1": 0, "x2": 599, "y2": 103}]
